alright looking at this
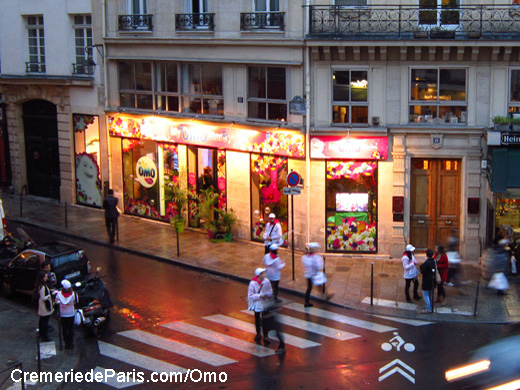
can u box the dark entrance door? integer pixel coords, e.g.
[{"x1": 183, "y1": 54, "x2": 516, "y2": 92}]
[
  {"x1": 0, "y1": 104, "x2": 12, "y2": 186},
  {"x1": 23, "y1": 100, "x2": 60, "y2": 200},
  {"x1": 410, "y1": 159, "x2": 461, "y2": 250}
]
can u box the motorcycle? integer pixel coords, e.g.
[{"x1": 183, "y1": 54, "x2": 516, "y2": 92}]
[{"x1": 75, "y1": 268, "x2": 113, "y2": 336}]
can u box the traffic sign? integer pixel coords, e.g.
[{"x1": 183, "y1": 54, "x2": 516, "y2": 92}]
[
  {"x1": 286, "y1": 171, "x2": 301, "y2": 187},
  {"x1": 283, "y1": 186, "x2": 301, "y2": 195}
]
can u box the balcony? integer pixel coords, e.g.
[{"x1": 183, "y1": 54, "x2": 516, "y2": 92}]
[
  {"x1": 25, "y1": 62, "x2": 46, "y2": 74},
  {"x1": 118, "y1": 14, "x2": 153, "y2": 32},
  {"x1": 72, "y1": 62, "x2": 95, "y2": 76},
  {"x1": 175, "y1": 13, "x2": 215, "y2": 31},
  {"x1": 308, "y1": 5, "x2": 520, "y2": 40},
  {"x1": 240, "y1": 12, "x2": 285, "y2": 31}
]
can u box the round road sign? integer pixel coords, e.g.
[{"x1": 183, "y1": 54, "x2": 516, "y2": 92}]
[{"x1": 287, "y1": 171, "x2": 301, "y2": 187}]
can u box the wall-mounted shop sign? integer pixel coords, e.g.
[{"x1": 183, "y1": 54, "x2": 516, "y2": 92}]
[
  {"x1": 310, "y1": 135, "x2": 388, "y2": 160},
  {"x1": 501, "y1": 132, "x2": 520, "y2": 146},
  {"x1": 136, "y1": 156, "x2": 157, "y2": 188},
  {"x1": 108, "y1": 114, "x2": 305, "y2": 158}
]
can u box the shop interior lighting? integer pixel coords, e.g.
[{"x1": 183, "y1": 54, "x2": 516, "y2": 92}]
[{"x1": 445, "y1": 360, "x2": 491, "y2": 381}]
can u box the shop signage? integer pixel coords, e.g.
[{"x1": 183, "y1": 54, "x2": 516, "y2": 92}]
[
  {"x1": 289, "y1": 96, "x2": 306, "y2": 115},
  {"x1": 283, "y1": 186, "x2": 301, "y2": 195},
  {"x1": 136, "y1": 156, "x2": 157, "y2": 188},
  {"x1": 501, "y1": 132, "x2": 520, "y2": 145},
  {"x1": 310, "y1": 136, "x2": 388, "y2": 160},
  {"x1": 108, "y1": 114, "x2": 305, "y2": 158}
]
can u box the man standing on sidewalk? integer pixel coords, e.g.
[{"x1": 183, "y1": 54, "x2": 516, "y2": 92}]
[{"x1": 103, "y1": 189, "x2": 119, "y2": 244}]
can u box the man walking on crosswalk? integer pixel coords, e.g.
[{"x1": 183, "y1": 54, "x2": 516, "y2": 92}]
[{"x1": 247, "y1": 268, "x2": 273, "y2": 345}]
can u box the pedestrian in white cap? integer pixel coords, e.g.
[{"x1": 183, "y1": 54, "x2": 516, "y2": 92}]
[
  {"x1": 301, "y1": 243, "x2": 333, "y2": 307},
  {"x1": 247, "y1": 268, "x2": 273, "y2": 344},
  {"x1": 263, "y1": 213, "x2": 283, "y2": 254},
  {"x1": 55, "y1": 279, "x2": 78, "y2": 349},
  {"x1": 263, "y1": 244, "x2": 286, "y2": 303},
  {"x1": 402, "y1": 244, "x2": 421, "y2": 303}
]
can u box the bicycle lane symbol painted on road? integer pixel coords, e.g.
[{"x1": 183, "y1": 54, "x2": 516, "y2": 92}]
[{"x1": 379, "y1": 332, "x2": 416, "y2": 384}]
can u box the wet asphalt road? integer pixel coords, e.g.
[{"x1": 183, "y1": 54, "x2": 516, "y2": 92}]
[{"x1": 6, "y1": 222, "x2": 518, "y2": 389}]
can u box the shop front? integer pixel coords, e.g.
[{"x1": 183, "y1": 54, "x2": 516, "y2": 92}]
[
  {"x1": 107, "y1": 113, "x2": 305, "y2": 242},
  {"x1": 310, "y1": 135, "x2": 388, "y2": 253}
]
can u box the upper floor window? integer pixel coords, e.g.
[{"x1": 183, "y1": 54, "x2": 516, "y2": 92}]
[
  {"x1": 191, "y1": 0, "x2": 208, "y2": 13},
  {"x1": 26, "y1": 16, "x2": 45, "y2": 73},
  {"x1": 509, "y1": 69, "x2": 520, "y2": 115},
  {"x1": 409, "y1": 68, "x2": 467, "y2": 125},
  {"x1": 73, "y1": 15, "x2": 93, "y2": 75},
  {"x1": 336, "y1": 0, "x2": 367, "y2": 6},
  {"x1": 248, "y1": 66, "x2": 287, "y2": 122},
  {"x1": 332, "y1": 70, "x2": 368, "y2": 125},
  {"x1": 118, "y1": 61, "x2": 223, "y2": 116},
  {"x1": 254, "y1": 0, "x2": 279, "y2": 11},
  {"x1": 130, "y1": 0, "x2": 147, "y2": 14}
]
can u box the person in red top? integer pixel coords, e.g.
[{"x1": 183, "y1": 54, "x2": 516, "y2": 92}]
[{"x1": 434, "y1": 245, "x2": 449, "y2": 305}]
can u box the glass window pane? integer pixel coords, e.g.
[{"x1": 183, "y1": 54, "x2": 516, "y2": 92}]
[
  {"x1": 187, "y1": 64, "x2": 201, "y2": 94},
  {"x1": 166, "y1": 63, "x2": 178, "y2": 92},
  {"x1": 167, "y1": 96, "x2": 179, "y2": 112},
  {"x1": 119, "y1": 62, "x2": 134, "y2": 90},
  {"x1": 512, "y1": 70, "x2": 520, "y2": 102},
  {"x1": 201, "y1": 63, "x2": 222, "y2": 96},
  {"x1": 411, "y1": 69, "x2": 438, "y2": 101},
  {"x1": 351, "y1": 106, "x2": 368, "y2": 123},
  {"x1": 136, "y1": 94, "x2": 153, "y2": 109},
  {"x1": 249, "y1": 66, "x2": 266, "y2": 98},
  {"x1": 135, "y1": 62, "x2": 152, "y2": 91},
  {"x1": 332, "y1": 105, "x2": 349, "y2": 123},
  {"x1": 267, "y1": 67, "x2": 285, "y2": 99},
  {"x1": 188, "y1": 98, "x2": 202, "y2": 113},
  {"x1": 254, "y1": 0, "x2": 267, "y2": 11},
  {"x1": 409, "y1": 105, "x2": 438, "y2": 123},
  {"x1": 267, "y1": 102, "x2": 286, "y2": 121},
  {"x1": 120, "y1": 93, "x2": 135, "y2": 108},
  {"x1": 351, "y1": 71, "x2": 368, "y2": 102},
  {"x1": 440, "y1": 69, "x2": 466, "y2": 102},
  {"x1": 248, "y1": 101, "x2": 266, "y2": 119},
  {"x1": 206, "y1": 98, "x2": 223, "y2": 115},
  {"x1": 333, "y1": 71, "x2": 350, "y2": 101}
]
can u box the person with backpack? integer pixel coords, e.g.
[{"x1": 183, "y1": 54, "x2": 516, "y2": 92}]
[
  {"x1": 262, "y1": 213, "x2": 283, "y2": 254},
  {"x1": 247, "y1": 268, "x2": 273, "y2": 345},
  {"x1": 55, "y1": 279, "x2": 77, "y2": 349},
  {"x1": 35, "y1": 271, "x2": 55, "y2": 342}
]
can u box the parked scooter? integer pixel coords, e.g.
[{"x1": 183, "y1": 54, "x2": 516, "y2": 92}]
[{"x1": 75, "y1": 267, "x2": 113, "y2": 336}]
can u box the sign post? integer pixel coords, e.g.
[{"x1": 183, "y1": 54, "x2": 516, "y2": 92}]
[{"x1": 286, "y1": 171, "x2": 302, "y2": 281}]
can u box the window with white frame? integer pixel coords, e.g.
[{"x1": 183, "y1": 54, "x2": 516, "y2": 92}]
[
  {"x1": 254, "y1": 0, "x2": 279, "y2": 11},
  {"x1": 191, "y1": 0, "x2": 208, "y2": 13},
  {"x1": 248, "y1": 66, "x2": 287, "y2": 122},
  {"x1": 332, "y1": 69, "x2": 368, "y2": 125},
  {"x1": 26, "y1": 16, "x2": 45, "y2": 73},
  {"x1": 118, "y1": 61, "x2": 223, "y2": 115},
  {"x1": 130, "y1": 0, "x2": 147, "y2": 14},
  {"x1": 336, "y1": 0, "x2": 368, "y2": 6},
  {"x1": 73, "y1": 15, "x2": 93, "y2": 75},
  {"x1": 509, "y1": 69, "x2": 520, "y2": 115},
  {"x1": 409, "y1": 68, "x2": 467, "y2": 124}
]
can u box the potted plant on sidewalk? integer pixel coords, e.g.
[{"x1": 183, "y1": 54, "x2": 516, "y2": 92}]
[
  {"x1": 164, "y1": 172, "x2": 189, "y2": 233},
  {"x1": 217, "y1": 208, "x2": 238, "y2": 241},
  {"x1": 197, "y1": 187, "x2": 219, "y2": 238}
]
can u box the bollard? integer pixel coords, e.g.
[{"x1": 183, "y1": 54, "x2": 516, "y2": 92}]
[
  {"x1": 473, "y1": 280, "x2": 481, "y2": 318},
  {"x1": 176, "y1": 225, "x2": 180, "y2": 257},
  {"x1": 36, "y1": 328, "x2": 41, "y2": 375},
  {"x1": 431, "y1": 268, "x2": 435, "y2": 313},
  {"x1": 371, "y1": 262, "x2": 374, "y2": 306},
  {"x1": 65, "y1": 202, "x2": 68, "y2": 229},
  {"x1": 19, "y1": 193, "x2": 23, "y2": 218},
  {"x1": 57, "y1": 309, "x2": 63, "y2": 351},
  {"x1": 322, "y1": 257, "x2": 326, "y2": 294}
]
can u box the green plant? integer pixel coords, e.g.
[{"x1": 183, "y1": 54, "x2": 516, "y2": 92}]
[
  {"x1": 492, "y1": 116, "x2": 511, "y2": 125},
  {"x1": 163, "y1": 171, "x2": 189, "y2": 227},
  {"x1": 217, "y1": 208, "x2": 238, "y2": 234},
  {"x1": 510, "y1": 117, "x2": 520, "y2": 125},
  {"x1": 197, "y1": 187, "x2": 219, "y2": 230}
]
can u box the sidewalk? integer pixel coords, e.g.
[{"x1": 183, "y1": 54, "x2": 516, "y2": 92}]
[{"x1": 1, "y1": 192, "x2": 519, "y2": 326}]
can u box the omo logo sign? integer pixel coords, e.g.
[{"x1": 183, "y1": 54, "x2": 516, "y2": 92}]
[{"x1": 136, "y1": 156, "x2": 157, "y2": 188}]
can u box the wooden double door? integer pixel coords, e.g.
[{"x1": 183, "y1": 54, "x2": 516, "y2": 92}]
[{"x1": 410, "y1": 159, "x2": 460, "y2": 251}]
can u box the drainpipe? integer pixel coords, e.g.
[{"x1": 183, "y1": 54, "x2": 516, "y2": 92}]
[
  {"x1": 304, "y1": 0, "x2": 311, "y2": 243},
  {"x1": 101, "y1": 0, "x2": 112, "y2": 188}
]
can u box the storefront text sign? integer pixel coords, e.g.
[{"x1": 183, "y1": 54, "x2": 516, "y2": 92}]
[
  {"x1": 136, "y1": 156, "x2": 157, "y2": 188},
  {"x1": 501, "y1": 132, "x2": 520, "y2": 145},
  {"x1": 310, "y1": 136, "x2": 388, "y2": 160},
  {"x1": 108, "y1": 114, "x2": 305, "y2": 158}
]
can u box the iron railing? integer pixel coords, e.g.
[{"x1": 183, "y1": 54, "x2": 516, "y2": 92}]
[
  {"x1": 308, "y1": 5, "x2": 520, "y2": 39},
  {"x1": 72, "y1": 62, "x2": 94, "y2": 76},
  {"x1": 118, "y1": 14, "x2": 153, "y2": 32},
  {"x1": 240, "y1": 12, "x2": 285, "y2": 31},
  {"x1": 175, "y1": 13, "x2": 215, "y2": 31},
  {"x1": 25, "y1": 62, "x2": 45, "y2": 73}
]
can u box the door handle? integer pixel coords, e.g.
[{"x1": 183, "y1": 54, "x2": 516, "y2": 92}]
[
  {"x1": 445, "y1": 220, "x2": 452, "y2": 225},
  {"x1": 418, "y1": 220, "x2": 425, "y2": 224}
]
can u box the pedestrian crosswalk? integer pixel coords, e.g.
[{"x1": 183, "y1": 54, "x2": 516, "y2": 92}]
[{"x1": 95, "y1": 303, "x2": 433, "y2": 388}]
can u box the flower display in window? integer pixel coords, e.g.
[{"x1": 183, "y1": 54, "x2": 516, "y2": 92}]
[
  {"x1": 326, "y1": 161, "x2": 377, "y2": 180},
  {"x1": 217, "y1": 150, "x2": 227, "y2": 210},
  {"x1": 326, "y1": 217, "x2": 376, "y2": 252},
  {"x1": 73, "y1": 114, "x2": 95, "y2": 132},
  {"x1": 125, "y1": 197, "x2": 162, "y2": 219}
]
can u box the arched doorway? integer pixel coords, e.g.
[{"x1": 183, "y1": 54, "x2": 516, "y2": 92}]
[{"x1": 22, "y1": 100, "x2": 60, "y2": 199}]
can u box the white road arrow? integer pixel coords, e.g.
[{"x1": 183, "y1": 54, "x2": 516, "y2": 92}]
[{"x1": 379, "y1": 359, "x2": 415, "y2": 384}]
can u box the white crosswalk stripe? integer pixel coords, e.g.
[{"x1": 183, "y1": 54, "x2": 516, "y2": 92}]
[
  {"x1": 241, "y1": 310, "x2": 360, "y2": 341},
  {"x1": 119, "y1": 329, "x2": 237, "y2": 366},
  {"x1": 283, "y1": 302, "x2": 397, "y2": 333},
  {"x1": 203, "y1": 314, "x2": 321, "y2": 348},
  {"x1": 162, "y1": 321, "x2": 276, "y2": 357},
  {"x1": 98, "y1": 341, "x2": 187, "y2": 374}
]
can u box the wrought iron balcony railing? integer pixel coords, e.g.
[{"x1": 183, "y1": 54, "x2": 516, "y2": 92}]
[
  {"x1": 118, "y1": 14, "x2": 153, "y2": 32},
  {"x1": 72, "y1": 62, "x2": 95, "y2": 76},
  {"x1": 240, "y1": 12, "x2": 285, "y2": 31},
  {"x1": 308, "y1": 5, "x2": 520, "y2": 39},
  {"x1": 175, "y1": 13, "x2": 215, "y2": 31},
  {"x1": 25, "y1": 62, "x2": 46, "y2": 74}
]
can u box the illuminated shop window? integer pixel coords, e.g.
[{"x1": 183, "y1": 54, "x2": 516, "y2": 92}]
[
  {"x1": 326, "y1": 161, "x2": 378, "y2": 253},
  {"x1": 332, "y1": 70, "x2": 368, "y2": 125},
  {"x1": 248, "y1": 66, "x2": 287, "y2": 122},
  {"x1": 251, "y1": 154, "x2": 288, "y2": 245},
  {"x1": 74, "y1": 114, "x2": 101, "y2": 208},
  {"x1": 509, "y1": 69, "x2": 520, "y2": 117},
  {"x1": 409, "y1": 68, "x2": 467, "y2": 125}
]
